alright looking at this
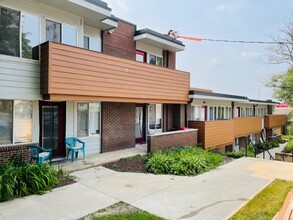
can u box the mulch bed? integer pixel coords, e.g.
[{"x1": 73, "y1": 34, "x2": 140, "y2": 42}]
[
  {"x1": 54, "y1": 177, "x2": 76, "y2": 189},
  {"x1": 103, "y1": 156, "x2": 148, "y2": 173},
  {"x1": 102, "y1": 155, "x2": 234, "y2": 174}
]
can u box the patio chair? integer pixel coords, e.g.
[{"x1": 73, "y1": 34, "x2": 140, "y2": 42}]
[
  {"x1": 29, "y1": 145, "x2": 52, "y2": 165},
  {"x1": 65, "y1": 137, "x2": 85, "y2": 162}
]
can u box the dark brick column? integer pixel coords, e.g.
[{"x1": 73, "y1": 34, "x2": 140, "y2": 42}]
[{"x1": 101, "y1": 102, "x2": 136, "y2": 152}]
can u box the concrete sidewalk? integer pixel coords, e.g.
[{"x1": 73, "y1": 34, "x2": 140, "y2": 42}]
[{"x1": 0, "y1": 157, "x2": 293, "y2": 220}]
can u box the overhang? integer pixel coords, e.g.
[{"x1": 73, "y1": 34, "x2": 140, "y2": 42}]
[
  {"x1": 134, "y1": 29, "x2": 185, "y2": 52},
  {"x1": 189, "y1": 91, "x2": 248, "y2": 102},
  {"x1": 248, "y1": 99, "x2": 279, "y2": 106},
  {"x1": 32, "y1": 0, "x2": 117, "y2": 30}
]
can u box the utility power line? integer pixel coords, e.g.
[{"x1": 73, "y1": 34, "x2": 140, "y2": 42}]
[{"x1": 168, "y1": 30, "x2": 287, "y2": 45}]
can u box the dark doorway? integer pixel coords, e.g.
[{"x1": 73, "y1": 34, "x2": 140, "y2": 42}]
[
  {"x1": 39, "y1": 101, "x2": 66, "y2": 157},
  {"x1": 135, "y1": 104, "x2": 146, "y2": 143}
]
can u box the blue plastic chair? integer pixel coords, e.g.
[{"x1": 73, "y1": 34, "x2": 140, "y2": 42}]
[
  {"x1": 65, "y1": 137, "x2": 85, "y2": 162},
  {"x1": 30, "y1": 145, "x2": 52, "y2": 165}
]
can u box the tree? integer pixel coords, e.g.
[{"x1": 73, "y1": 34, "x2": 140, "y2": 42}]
[
  {"x1": 267, "y1": 67, "x2": 293, "y2": 105},
  {"x1": 268, "y1": 21, "x2": 293, "y2": 66}
]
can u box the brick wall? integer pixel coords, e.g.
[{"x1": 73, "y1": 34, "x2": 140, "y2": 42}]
[
  {"x1": 101, "y1": 102, "x2": 136, "y2": 152},
  {"x1": 102, "y1": 20, "x2": 136, "y2": 61},
  {"x1": 147, "y1": 129, "x2": 198, "y2": 152},
  {"x1": 0, "y1": 143, "x2": 36, "y2": 165}
]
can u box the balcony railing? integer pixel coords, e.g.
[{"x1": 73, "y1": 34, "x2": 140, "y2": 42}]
[
  {"x1": 40, "y1": 42, "x2": 190, "y2": 104},
  {"x1": 189, "y1": 116, "x2": 263, "y2": 149},
  {"x1": 264, "y1": 115, "x2": 287, "y2": 129}
]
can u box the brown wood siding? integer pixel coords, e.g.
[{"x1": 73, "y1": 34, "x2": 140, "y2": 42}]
[
  {"x1": 188, "y1": 121, "x2": 205, "y2": 146},
  {"x1": 264, "y1": 115, "x2": 287, "y2": 129},
  {"x1": 189, "y1": 120, "x2": 233, "y2": 149},
  {"x1": 40, "y1": 42, "x2": 190, "y2": 103},
  {"x1": 233, "y1": 117, "x2": 262, "y2": 137}
]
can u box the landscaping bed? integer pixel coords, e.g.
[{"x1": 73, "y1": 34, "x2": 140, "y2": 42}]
[
  {"x1": 229, "y1": 179, "x2": 293, "y2": 220},
  {"x1": 103, "y1": 146, "x2": 230, "y2": 176},
  {"x1": 83, "y1": 202, "x2": 164, "y2": 220},
  {"x1": 0, "y1": 158, "x2": 75, "y2": 202}
]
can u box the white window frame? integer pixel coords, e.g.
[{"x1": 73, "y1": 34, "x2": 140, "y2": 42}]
[
  {"x1": 148, "y1": 104, "x2": 163, "y2": 134},
  {"x1": 76, "y1": 102, "x2": 101, "y2": 138},
  {"x1": 44, "y1": 17, "x2": 78, "y2": 46},
  {"x1": 149, "y1": 53, "x2": 163, "y2": 66},
  {"x1": 0, "y1": 100, "x2": 33, "y2": 145}
]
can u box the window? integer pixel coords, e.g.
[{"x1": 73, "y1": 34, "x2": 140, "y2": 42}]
[
  {"x1": 22, "y1": 13, "x2": 40, "y2": 59},
  {"x1": 0, "y1": 100, "x2": 32, "y2": 145},
  {"x1": 191, "y1": 106, "x2": 201, "y2": 121},
  {"x1": 14, "y1": 101, "x2": 32, "y2": 143},
  {"x1": 149, "y1": 54, "x2": 163, "y2": 66},
  {"x1": 209, "y1": 107, "x2": 214, "y2": 121},
  {"x1": 0, "y1": 7, "x2": 20, "y2": 57},
  {"x1": 0, "y1": 100, "x2": 13, "y2": 144},
  {"x1": 217, "y1": 107, "x2": 224, "y2": 119},
  {"x1": 63, "y1": 24, "x2": 77, "y2": 46},
  {"x1": 46, "y1": 19, "x2": 61, "y2": 43},
  {"x1": 46, "y1": 19, "x2": 77, "y2": 46},
  {"x1": 136, "y1": 50, "x2": 146, "y2": 62},
  {"x1": 0, "y1": 7, "x2": 40, "y2": 59},
  {"x1": 83, "y1": 36, "x2": 89, "y2": 49},
  {"x1": 148, "y1": 104, "x2": 162, "y2": 132},
  {"x1": 77, "y1": 102, "x2": 100, "y2": 137}
]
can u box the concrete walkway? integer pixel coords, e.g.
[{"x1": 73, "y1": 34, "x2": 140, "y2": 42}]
[
  {"x1": 256, "y1": 143, "x2": 285, "y2": 160},
  {"x1": 56, "y1": 145, "x2": 147, "y2": 172},
  {"x1": 0, "y1": 158, "x2": 293, "y2": 220}
]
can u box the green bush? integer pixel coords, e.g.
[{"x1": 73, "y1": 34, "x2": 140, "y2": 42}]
[
  {"x1": 224, "y1": 144, "x2": 255, "y2": 159},
  {"x1": 145, "y1": 146, "x2": 223, "y2": 176},
  {"x1": 284, "y1": 140, "x2": 293, "y2": 153},
  {"x1": 0, "y1": 159, "x2": 60, "y2": 202}
]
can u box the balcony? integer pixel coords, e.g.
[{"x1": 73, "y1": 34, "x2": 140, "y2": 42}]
[
  {"x1": 188, "y1": 120, "x2": 234, "y2": 149},
  {"x1": 189, "y1": 117, "x2": 263, "y2": 149},
  {"x1": 264, "y1": 115, "x2": 287, "y2": 129},
  {"x1": 233, "y1": 117, "x2": 262, "y2": 138},
  {"x1": 40, "y1": 42, "x2": 190, "y2": 104}
]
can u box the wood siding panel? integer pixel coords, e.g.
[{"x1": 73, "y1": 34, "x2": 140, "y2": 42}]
[
  {"x1": 264, "y1": 115, "x2": 287, "y2": 129},
  {"x1": 233, "y1": 117, "x2": 262, "y2": 137},
  {"x1": 0, "y1": 56, "x2": 41, "y2": 100},
  {"x1": 41, "y1": 42, "x2": 189, "y2": 103},
  {"x1": 189, "y1": 120, "x2": 233, "y2": 149}
]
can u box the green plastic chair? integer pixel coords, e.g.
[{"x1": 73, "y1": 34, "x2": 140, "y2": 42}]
[
  {"x1": 30, "y1": 145, "x2": 52, "y2": 165},
  {"x1": 65, "y1": 137, "x2": 85, "y2": 162}
]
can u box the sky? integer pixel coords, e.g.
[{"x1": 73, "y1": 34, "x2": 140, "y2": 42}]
[{"x1": 103, "y1": 0, "x2": 292, "y2": 100}]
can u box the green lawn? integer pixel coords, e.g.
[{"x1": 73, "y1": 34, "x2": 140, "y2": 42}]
[
  {"x1": 92, "y1": 211, "x2": 164, "y2": 220},
  {"x1": 230, "y1": 179, "x2": 293, "y2": 220}
]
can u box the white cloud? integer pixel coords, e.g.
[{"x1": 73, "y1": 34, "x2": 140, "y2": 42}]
[
  {"x1": 214, "y1": 1, "x2": 246, "y2": 14},
  {"x1": 210, "y1": 58, "x2": 220, "y2": 66},
  {"x1": 240, "y1": 51, "x2": 260, "y2": 60}
]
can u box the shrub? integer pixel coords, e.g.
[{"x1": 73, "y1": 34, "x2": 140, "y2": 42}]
[
  {"x1": 145, "y1": 146, "x2": 223, "y2": 176},
  {"x1": 224, "y1": 144, "x2": 255, "y2": 159},
  {"x1": 284, "y1": 140, "x2": 293, "y2": 153},
  {"x1": 0, "y1": 159, "x2": 61, "y2": 202}
]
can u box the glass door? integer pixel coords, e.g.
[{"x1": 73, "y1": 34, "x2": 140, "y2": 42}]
[
  {"x1": 39, "y1": 101, "x2": 66, "y2": 157},
  {"x1": 135, "y1": 104, "x2": 146, "y2": 143}
]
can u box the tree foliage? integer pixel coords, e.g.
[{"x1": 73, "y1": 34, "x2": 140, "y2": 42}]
[{"x1": 267, "y1": 67, "x2": 293, "y2": 105}]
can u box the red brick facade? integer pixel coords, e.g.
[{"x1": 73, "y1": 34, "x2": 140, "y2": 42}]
[
  {"x1": 102, "y1": 20, "x2": 136, "y2": 61},
  {"x1": 0, "y1": 143, "x2": 34, "y2": 165},
  {"x1": 101, "y1": 102, "x2": 136, "y2": 152},
  {"x1": 147, "y1": 129, "x2": 198, "y2": 152},
  {"x1": 173, "y1": 104, "x2": 186, "y2": 129},
  {"x1": 167, "y1": 51, "x2": 176, "y2": 69}
]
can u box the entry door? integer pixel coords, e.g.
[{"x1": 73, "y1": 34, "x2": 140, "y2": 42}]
[
  {"x1": 39, "y1": 101, "x2": 66, "y2": 157},
  {"x1": 135, "y1": 104, "x2": 146, "y2": 143}
]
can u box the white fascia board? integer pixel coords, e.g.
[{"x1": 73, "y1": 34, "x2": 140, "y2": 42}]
[
  {"x1": 68, "y1": 0, "x2": 111, "y2": 17},
  {"x1": 189, "y1": 94, "x2": 249, "y2": 102},
  {"x1": 249, "y1": 101, "x2": 278, "y2": 106},
  {"x1": 134, "y1": 33, "x2": 185, "y2": 52},
  {"x1": 101, "y1": 18, "x2": 118, "y2": 28}
]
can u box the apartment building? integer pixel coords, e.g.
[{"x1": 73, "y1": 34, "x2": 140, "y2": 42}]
[
  {"x1": 0, "y1": 0, "x2": 191, "y2": 161},
  {"x1": 188, "y1": 89, "x2": 287, "y2": 151}
]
